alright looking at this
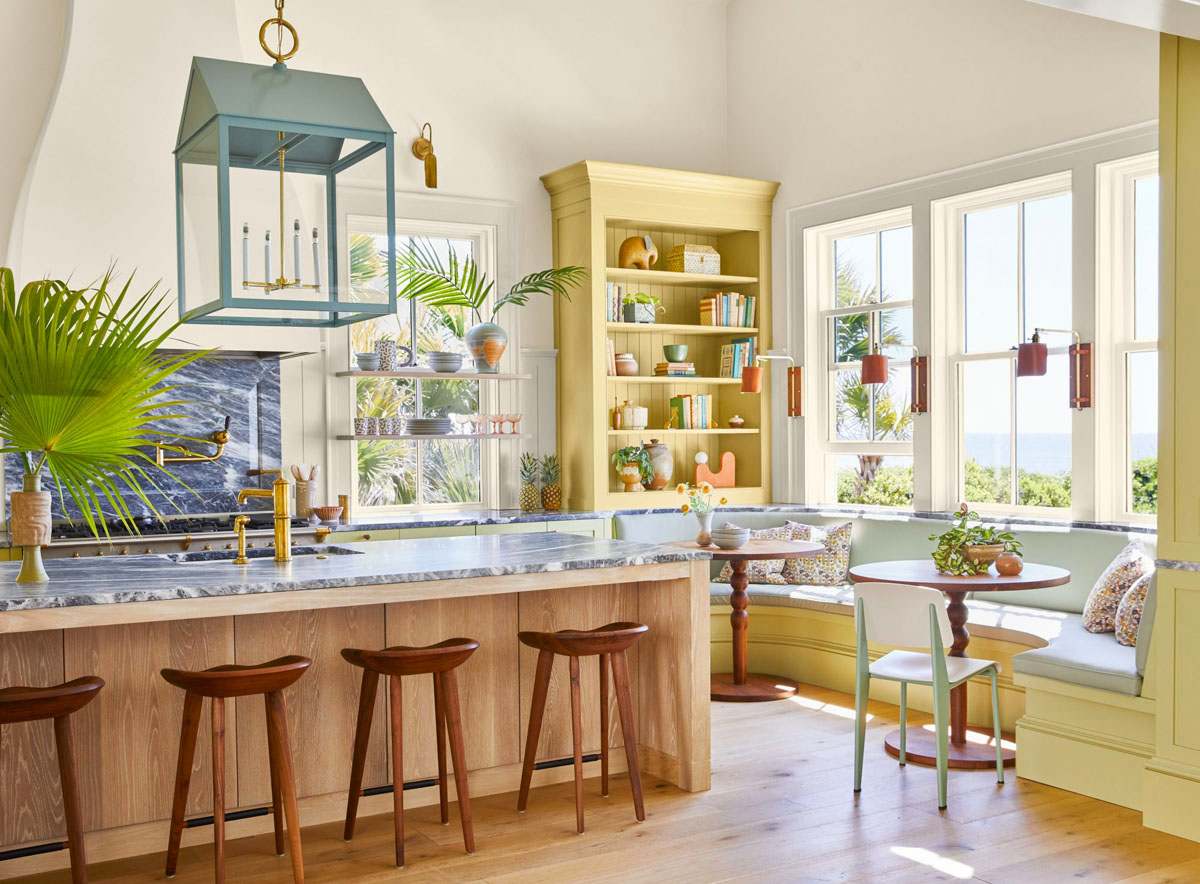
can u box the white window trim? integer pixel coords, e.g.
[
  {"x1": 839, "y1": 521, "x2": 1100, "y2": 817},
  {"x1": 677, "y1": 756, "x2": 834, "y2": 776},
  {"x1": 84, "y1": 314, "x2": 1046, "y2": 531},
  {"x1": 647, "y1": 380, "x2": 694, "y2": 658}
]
[
  {"x1": 784, "y1": 122, "x2": 1158, "y2": 521},
  {"x1": 1096, "y1": 152, "x2": 1159, "y2": 524}
]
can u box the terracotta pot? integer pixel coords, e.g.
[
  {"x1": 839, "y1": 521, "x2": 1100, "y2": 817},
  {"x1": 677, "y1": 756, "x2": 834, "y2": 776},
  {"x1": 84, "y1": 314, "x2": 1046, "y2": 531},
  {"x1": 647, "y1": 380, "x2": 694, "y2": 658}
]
[
  {"x1": 963, "y1": 543, "x2": 1005, "y2": 568},
  {"x1": 465, "y1": 322, "x2": 508, "y2": 373},
  {"x1": 995, "y1": 551, "x2": 1024, "y2": 576},
  {"x1": 614, "y1": 353, "x2": 639, "y2": 376},
  {"x1": 643, "y1": 439, "x2": 673, "y2": 490},
  {"x1": 617, "y1": 463, "x2": 643, "y2": 492}
]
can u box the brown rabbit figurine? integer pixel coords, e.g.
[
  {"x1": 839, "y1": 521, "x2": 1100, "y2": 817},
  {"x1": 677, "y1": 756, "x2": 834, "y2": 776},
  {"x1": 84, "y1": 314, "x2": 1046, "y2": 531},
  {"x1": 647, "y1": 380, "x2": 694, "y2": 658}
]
[{"x1": 618, "y1": 234, "x2": 658, "y2": 270}]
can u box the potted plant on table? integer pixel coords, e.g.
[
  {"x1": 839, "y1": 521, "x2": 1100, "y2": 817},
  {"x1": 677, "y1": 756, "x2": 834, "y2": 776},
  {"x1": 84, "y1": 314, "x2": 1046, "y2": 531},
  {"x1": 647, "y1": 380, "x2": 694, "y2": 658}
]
[
  {"x1": 929, "y1": 504, "x2": 1023, "y2": 576},
  {"x1": 394, "y1": 239, "x2": 586, "y2": 373},
  {"x1": 612, "y1": 445, "x2": 652, "y2": 492},
  {"x1": 678, "y1": 482, "x2": 728, "y2": 546},
  {"x1": 0, "y1": 268, "x2": 208, "y2": 582},
  {"x1": 622, "y1": 291, "x2": 663, "y2": 324}
]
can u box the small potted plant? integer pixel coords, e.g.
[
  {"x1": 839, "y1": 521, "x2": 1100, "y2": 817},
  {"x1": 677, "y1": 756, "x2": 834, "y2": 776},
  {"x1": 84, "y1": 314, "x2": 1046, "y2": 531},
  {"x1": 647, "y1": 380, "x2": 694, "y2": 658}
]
[
  {"x1": 678, "y1": 482, "x2": 728, "y2": 546},
  {"x1": 622, "y1": 291, "x2": 664, "y2": 324},
  {"x1": 612, "y1": 445, "x2": 652, "y2": 492},
  {"x1": 929, "y1": 504, "x2": 1023, "y2": 576}
]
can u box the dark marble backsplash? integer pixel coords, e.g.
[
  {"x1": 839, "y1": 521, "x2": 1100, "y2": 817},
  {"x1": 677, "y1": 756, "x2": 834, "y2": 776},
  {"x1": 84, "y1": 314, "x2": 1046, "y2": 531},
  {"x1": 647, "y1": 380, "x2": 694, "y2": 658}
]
[{"x1": 5, "y1": 354, "x2": 282, "y2": 521}]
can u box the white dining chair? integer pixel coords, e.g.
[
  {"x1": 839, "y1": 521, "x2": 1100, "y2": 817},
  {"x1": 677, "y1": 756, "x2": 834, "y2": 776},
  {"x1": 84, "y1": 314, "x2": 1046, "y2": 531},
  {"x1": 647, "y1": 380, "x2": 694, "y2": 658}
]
[{"x1": 852, "y1": 581, "x2": 1004, "y2": 809}]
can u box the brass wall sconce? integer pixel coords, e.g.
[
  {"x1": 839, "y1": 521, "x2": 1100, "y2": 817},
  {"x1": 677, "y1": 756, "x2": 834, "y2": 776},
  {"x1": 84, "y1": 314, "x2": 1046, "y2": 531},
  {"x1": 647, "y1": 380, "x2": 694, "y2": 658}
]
[
  {"x1": 860, "y1": 344, "x2": 928, "y2": 414},
  {"x1": 412, "y1": 122, "x2": 437, "y2": 188},
  {"x1": 740, "y1": 355, "x2": 803, "y2": 417},
  {"x1": 1015, "y1": 327, "x2": 1092, "y2": 410},
  {"x1": 155, "y1": 415, "x2": 231, "y2": 467}
]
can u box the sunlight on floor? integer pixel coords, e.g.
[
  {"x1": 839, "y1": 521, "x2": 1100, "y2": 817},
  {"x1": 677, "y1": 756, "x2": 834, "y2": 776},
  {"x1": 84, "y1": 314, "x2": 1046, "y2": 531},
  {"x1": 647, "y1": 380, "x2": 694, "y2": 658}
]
[
  {"x1": 890, "y1": 845, "x2": 976, "y2": 879},
  {"x1": 915, "y1": 722, "x2": 1016, "y2": 750},
  {"x1": 787, "y1": 693, "x2": 869, "y2": 721}
]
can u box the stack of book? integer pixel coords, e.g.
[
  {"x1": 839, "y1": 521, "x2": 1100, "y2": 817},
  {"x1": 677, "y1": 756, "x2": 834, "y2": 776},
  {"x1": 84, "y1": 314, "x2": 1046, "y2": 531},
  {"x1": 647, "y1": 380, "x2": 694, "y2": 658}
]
[
  {"x1": 719, "y1": 336, "x2": 759, "y2": 379},
  {"x1": 605, "y1": 338, "x2": 617, "y2": 376},
  {"x1": 605, "y1": 282, "x2": 627, "y2": 322},
  {"x1": 699, "y1": 292, "x2": 756, "y2": 327},
  {"x1": 654, "y1": 362, "x2": 696, "y2": 377},
  {"x1": 669, "y1": 394, "x2": 713, "y2": 430}
]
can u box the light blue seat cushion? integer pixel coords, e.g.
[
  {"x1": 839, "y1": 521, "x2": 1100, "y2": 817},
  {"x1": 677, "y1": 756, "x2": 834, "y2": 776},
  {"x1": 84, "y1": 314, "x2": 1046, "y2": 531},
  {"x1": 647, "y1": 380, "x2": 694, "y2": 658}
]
[{"x1": 1011, "y1": 616, "x2": 1142, "y2": 695}]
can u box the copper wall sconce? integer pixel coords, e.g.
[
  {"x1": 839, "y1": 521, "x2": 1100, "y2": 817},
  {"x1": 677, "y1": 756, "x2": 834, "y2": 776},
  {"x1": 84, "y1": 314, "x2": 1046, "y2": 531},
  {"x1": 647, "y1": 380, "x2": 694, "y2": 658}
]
[
  {"x1": 859, "y1": 344, "x2": 928, "y2": 414},
  {"x1": 740, "y1": 355, "x2": 802, "y2": 417},
  {"x1": 1015, "y1": 327, "x2": 1092, "y2": 410}
]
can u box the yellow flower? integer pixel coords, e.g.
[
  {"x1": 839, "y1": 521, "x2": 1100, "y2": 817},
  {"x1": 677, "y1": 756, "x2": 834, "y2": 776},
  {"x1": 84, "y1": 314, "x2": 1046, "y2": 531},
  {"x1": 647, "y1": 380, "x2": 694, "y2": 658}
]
[
  {"x1": 680, "y1": 503, "x2": 690, "y2": 514},
  {"x1": 699, "y1": 482, "x2": 713, "y2": 495},
  {"x1": 676, "y1": 483, "x2": 688, "y2": 495},
  {"x1": 719, "y1": 497, "x2": 728, "y2": 505}
]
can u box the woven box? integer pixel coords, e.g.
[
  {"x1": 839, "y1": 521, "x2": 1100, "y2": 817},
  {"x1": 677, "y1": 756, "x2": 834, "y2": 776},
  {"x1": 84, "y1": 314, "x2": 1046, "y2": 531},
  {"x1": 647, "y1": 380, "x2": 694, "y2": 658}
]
[{"x1": 665, "y1": 244, "x2": 721, "y2": 275}]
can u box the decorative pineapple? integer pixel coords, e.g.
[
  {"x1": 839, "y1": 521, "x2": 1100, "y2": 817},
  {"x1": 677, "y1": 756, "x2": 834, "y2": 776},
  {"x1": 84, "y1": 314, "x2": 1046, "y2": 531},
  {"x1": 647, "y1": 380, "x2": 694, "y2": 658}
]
[
  {"x1": 540, "y1": 454, "x2": 561, "y2": 511},
  {"x1": 519, "y1": 453, "x2": 541, "y2": 511}
]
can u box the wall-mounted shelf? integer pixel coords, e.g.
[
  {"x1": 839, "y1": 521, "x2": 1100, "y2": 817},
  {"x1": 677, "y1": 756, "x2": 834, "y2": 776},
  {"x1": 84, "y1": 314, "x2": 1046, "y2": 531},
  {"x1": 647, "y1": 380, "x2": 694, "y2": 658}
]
[
  {"x1": 606, "y1": 322, "x2": 759, "y2": 336},
  {"x1": 608, "y1": 376, "x2": 744, "y2": 386},
  {"x1": 606, "y1": 428, "x2": 759, "y2": 436},
  {"x1": 336, "y1": 369, "x2": 531, "y2": 381},
  {"x1": 337, "y1": 433, "x2": 531, "y2": 441},
  {"x1": 605, "y1": 267, "x2": 758, "y2": 287}
]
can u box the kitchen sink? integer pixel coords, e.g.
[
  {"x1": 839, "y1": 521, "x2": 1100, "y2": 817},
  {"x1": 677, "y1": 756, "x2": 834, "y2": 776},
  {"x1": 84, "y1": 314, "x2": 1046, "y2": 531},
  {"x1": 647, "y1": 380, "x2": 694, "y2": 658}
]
[{"x1": 165, "y1": 545, "x2": 363, "y2": 563}]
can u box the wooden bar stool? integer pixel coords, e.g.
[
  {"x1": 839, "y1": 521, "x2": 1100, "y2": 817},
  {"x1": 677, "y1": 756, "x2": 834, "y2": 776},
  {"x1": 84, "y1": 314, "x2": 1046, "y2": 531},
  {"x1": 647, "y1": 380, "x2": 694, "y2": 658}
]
[
  {"x1": 0, "y1": 676, "x2": 104, "y2": 884},
  {"x1": 516, "y1": 622, "x2": 648, "y2": 834},
  {"x1": 161, "y1": 655, "x2": 311, "y2": 884},
  {"x1": 341, "y1": 638, "x2": 478, "y2": 869}
]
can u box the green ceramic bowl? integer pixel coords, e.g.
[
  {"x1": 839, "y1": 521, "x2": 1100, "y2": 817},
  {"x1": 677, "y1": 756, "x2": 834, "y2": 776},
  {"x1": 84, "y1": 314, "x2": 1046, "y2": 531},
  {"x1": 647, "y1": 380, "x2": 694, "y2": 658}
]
[{"x1": 663, "y1": 344, "x2": 689, "y2": 363}]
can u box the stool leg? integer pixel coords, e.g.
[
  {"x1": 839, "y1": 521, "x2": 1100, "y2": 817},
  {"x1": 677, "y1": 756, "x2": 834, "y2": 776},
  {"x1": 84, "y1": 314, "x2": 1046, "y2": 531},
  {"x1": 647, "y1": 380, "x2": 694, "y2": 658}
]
[
  {"x1": 441, "y1": 669, "x2": 475, "y2": 854},
  {"x1": 212, "y1": 697, "x2": 226, "y2": 884},
  {"x1": 517, "y1": 649, "x2": 554, "y2": 812},
  {"x1": 388, "y1": 675, "x2": 405, "y2": 868},
  {"x1": 265, "y1": 694, "x2": 285, "y2": 856},
  {"x1": 266, "y1": 691, "x2": 305, "y2": 883},
  {"x1": 433, "y1": 672, "x2": 449, "y2": 825},
  {"x1": 599, "y1": 653, "x2": 609, "y2": 798},
  {"x1": 53, "y1": 714, "x2": 87, "y2": 884},
  {"x1": 166, "y1": 691, "x2": 203, "y2": 878},
  {"x1": 344, "y1": 668, "x2": 379, "y2": 841},
  {"x1": 611, "y1": 649, "x2": 645, "y2": 822},
  {"x1": 569, "y1": 655, "x2": 584, "y2": 834}
]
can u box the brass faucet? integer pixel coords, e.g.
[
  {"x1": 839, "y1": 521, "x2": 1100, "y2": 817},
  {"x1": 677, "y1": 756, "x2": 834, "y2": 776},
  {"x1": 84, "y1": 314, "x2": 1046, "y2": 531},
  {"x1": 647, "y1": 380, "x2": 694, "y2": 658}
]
[
  {"x1": 238, "y1": 469, "x2": 291, "y2": 562},
  {"x1": 232, "y1": 515, "x2": 251, "y2": 565}
]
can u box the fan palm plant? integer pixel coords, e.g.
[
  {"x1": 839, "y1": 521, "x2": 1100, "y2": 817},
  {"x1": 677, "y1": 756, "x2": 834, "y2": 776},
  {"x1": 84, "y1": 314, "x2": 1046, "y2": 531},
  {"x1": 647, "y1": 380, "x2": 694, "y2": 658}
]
[{"x1": 0, "y1": 268, "x2": 209, "y2": 564}]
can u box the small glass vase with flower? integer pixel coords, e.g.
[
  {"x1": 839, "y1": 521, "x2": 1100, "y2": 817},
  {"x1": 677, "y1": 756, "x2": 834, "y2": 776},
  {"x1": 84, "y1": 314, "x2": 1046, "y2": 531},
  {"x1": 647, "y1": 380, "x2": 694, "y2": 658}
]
[{"x1": 677, "y1": 481, "x2": 728, "y2": 546}]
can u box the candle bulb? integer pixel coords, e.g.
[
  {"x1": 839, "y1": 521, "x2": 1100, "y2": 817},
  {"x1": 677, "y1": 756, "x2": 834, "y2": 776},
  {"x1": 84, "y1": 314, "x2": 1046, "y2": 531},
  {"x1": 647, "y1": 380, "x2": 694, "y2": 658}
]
[
  {"x1": 312, "y1": 227, "x2": 321, "y2": 288},
  {"x1": 241, "y1": 223, "x2": 249, "y2": 287},
  {"x1": 293, "y1": 219, "x2": 301, "y2": 284},
  {"x1": 264, "y1": 230, "x2": 272, "y2": 288}
]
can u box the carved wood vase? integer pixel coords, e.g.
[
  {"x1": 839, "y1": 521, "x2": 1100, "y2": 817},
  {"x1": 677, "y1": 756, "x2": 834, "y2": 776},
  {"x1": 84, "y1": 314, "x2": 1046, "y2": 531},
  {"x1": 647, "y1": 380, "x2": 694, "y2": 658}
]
[{"x1": 11, "y1": 472, "x2": 51, "y2": 582}]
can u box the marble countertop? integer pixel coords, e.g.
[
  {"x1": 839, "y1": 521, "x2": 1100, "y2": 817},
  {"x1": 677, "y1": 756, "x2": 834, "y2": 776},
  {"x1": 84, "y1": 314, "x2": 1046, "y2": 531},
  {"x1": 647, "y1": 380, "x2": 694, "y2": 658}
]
[
  {"x1": 0, "y1": 532, "x2": 710, "y2": 612},
  {"x1": 329, "y1": 508, "x2": 612, "y2": 531}
]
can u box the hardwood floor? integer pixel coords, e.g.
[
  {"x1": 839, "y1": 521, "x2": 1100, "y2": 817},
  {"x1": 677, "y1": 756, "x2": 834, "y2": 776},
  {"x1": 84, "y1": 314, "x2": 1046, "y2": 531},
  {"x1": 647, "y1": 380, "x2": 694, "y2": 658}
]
[{"x1": 11, "y1": 684, "x2": 1200, "y2": 883}]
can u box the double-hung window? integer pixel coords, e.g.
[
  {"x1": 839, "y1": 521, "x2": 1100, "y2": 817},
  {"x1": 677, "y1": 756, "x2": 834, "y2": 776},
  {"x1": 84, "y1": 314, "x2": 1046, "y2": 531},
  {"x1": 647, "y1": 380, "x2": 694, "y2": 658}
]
[
  {"x1": 938, "y1": 173, "x2": 1074, "y2": 511},
  {"x1": 809, "y1": 208, "x2": 915, "y2": 506},
  {"x1": 347, "y1": 218, "x2": 496, "y2": 510}
]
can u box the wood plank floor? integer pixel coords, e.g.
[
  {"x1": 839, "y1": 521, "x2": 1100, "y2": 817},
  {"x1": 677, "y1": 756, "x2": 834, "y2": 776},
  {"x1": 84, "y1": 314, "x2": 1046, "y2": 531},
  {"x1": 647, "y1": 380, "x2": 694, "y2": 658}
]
[{"x1": 12, "y1": 684, "x2": 1200, "y2": 883}]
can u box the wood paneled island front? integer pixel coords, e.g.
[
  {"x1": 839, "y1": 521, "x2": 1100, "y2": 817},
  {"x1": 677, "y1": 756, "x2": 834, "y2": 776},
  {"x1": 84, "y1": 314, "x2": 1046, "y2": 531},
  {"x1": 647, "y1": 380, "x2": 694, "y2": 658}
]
[{"x1": 0, "y1": 533, "x2": 711, "y2": 879}]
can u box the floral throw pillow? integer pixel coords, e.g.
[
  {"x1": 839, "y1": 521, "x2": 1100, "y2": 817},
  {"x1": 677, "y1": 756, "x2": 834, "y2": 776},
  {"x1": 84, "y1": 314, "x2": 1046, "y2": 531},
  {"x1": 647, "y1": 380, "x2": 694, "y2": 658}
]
[
  {"x1": 780, "y1": 521, "x2": 852, "y2": 586},
  {"x1": 1115, "y1": 572, "x2": 1153, "y2": 647},
  {"x1": 1082, "y1": 540, "x2": 1154, "y2": 634},
  {"x1": 715, "y1": 525, "x2": 794, "y2": 585}
]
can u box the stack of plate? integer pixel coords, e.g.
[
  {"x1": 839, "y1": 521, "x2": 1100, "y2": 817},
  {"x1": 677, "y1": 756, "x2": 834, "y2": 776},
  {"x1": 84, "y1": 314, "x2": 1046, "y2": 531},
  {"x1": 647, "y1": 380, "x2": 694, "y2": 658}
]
[
  {"x1": 405, "y1": 417, "x2": 453, "y2": 436},
  {"x1": 711, "y1": 525, "x2": 751, "y2": 550},
  {"x1": 428, "y1": 351, "x2": 464, "y2": 373}
]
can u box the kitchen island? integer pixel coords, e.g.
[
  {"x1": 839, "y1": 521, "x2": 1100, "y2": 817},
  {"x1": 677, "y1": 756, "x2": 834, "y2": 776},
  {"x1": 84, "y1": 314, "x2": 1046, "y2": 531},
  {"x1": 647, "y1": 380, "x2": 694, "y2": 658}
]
[{"x1": 0, "y1": 532, "x2": 711, "y2": 878}]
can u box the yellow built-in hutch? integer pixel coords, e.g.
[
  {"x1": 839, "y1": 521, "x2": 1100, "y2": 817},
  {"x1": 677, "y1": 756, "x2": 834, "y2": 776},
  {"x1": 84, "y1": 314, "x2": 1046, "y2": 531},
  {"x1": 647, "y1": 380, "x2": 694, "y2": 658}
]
[{"x1": 541, "y1": 161, "x2": 779, "y2": 511}]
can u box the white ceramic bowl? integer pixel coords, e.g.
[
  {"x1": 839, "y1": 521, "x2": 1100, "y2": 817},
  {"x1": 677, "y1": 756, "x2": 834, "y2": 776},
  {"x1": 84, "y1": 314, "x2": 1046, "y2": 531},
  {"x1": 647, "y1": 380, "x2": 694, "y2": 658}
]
[
  {"x1": 712, "y1": 533, "x2": 750, "y2": 550},
  {"x1": 428, "y1": 352, "x2": 464, "y2": 373}
]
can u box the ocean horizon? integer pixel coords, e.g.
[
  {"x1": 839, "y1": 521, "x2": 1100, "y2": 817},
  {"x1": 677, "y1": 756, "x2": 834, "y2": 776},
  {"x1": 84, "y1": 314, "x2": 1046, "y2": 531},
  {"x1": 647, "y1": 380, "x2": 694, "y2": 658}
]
[{"x1": 965, "y1": 433, "x2": 1156, "y2": 474}]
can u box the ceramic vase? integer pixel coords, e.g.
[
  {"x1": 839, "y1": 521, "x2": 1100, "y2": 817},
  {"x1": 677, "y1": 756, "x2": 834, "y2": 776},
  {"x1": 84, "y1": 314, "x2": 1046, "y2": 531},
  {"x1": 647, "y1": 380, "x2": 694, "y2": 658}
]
[
  {"x1": 294, "y1": 480, "x2": 314, "y2": 519},
  {"x1": 995, "y1": 551, "x2": 1024, "y2": 576},
  {"x1": 465, "y1": 322, "x2": 508, "y2": 373},
  {"x1": 617, "y1": 463, "x2": 643, "y2": 492},
  {"x1": 695, "y1": 511, "x2": 714, "y2": 547},
  {"x1": 643, "y1": 439, "x2": 673, "y2": 490},
  {"x1": 11, "y1": 473, "x2": 51, "y2": 583}
]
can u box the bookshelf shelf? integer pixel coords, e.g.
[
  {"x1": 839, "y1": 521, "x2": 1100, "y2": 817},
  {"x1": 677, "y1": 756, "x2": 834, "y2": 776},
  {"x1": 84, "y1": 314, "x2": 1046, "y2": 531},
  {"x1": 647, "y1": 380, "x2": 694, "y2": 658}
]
[
  {"x1": 542, "y1": 161, "x2": 778, "y2": 510},
  {"x1": 605, "y1": 267, "x2": 758, "y2": 287}
]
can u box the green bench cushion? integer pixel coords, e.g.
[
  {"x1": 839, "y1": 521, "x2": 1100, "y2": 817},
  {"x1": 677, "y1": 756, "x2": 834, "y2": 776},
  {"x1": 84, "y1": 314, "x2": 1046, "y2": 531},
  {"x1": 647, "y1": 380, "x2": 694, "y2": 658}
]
[{"x1": 1010, "y1": 617, "x2": 1142, "y2": 695}]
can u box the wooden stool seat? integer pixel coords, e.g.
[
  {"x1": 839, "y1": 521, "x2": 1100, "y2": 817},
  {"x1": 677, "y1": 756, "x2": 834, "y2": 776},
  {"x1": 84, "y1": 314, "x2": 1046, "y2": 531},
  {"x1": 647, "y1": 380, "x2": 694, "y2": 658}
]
[
  {"x1": 342, "y1": 639, "x2": 478, "y2": 868},
  {"x1": 162, "y1": 656, "x2": 312, "y2": 883},
  {"x1": 0, "y1": 676, "x2": 103, "y2": 883},
  {"x1": 517, "y1": 621, "x2": 648, "y2": 834}
]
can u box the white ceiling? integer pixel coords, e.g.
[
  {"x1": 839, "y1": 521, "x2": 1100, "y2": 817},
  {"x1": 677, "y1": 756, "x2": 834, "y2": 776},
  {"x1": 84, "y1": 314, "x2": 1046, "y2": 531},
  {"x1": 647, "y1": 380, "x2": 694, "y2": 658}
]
[{"x1": 1028, "y1": 0, "x2": 1200, "y2": 38}]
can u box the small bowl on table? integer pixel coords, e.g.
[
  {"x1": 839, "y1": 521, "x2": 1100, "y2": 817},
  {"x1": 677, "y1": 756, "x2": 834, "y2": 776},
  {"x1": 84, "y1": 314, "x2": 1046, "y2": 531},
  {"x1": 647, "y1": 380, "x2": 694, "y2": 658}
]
[
  {"x1": 428, "y1": 351, "x2": 464, "y2": 373},
  {"x1": 312, "y1": 505, "x2": 344, "y2": 523},
  {"x1": 710, "y1": 527, "x2": 751, "y2": 550}
]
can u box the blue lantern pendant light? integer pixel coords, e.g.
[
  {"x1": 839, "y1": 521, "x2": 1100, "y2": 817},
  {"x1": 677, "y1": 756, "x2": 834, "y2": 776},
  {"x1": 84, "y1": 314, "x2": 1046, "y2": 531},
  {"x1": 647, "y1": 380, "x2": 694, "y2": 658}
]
[{"x1": 174, "y1": 0, "x2": 397, "y2": 327}]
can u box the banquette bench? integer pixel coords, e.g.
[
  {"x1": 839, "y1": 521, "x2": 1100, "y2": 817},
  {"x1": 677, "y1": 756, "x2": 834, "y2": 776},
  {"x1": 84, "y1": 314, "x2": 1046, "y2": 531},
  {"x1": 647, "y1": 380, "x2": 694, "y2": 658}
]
[{"x1": 612, "y1": 509, "x2": 1157, "y2": 810}]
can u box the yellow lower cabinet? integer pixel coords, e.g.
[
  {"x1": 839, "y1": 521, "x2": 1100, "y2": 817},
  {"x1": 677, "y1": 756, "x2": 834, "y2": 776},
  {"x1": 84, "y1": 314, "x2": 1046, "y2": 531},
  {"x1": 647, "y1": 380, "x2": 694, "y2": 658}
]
[
  {"x1": 477, "y1": 522, "x2": 547, "y2": 535},
  {"x1": 326, "y1": 528, "x2": 400, "y2": 543},
  {"x1": 396, "y1": 526, "x2": 474, "y2": 539},
  {"x1": 547, "y1": 518, "x2": 607, "y2": 538}
]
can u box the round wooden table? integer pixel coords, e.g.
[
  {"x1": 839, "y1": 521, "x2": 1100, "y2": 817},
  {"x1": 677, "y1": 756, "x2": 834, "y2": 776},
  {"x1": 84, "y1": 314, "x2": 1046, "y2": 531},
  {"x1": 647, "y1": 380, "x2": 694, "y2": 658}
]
[
  {"x1": 673, "y1": 538, "x2": 824, "y2": 702},
  {"x1": 848, "y1": 558, "x2": 1070, "y2": 770}
]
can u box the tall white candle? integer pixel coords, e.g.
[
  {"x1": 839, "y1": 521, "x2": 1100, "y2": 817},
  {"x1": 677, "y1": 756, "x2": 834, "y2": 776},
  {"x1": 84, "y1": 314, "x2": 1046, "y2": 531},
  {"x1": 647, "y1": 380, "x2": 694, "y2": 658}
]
[
  {"x1": 311, "y1": 228, "x2": 321, "y2": 288},
  {"x1": 241, "y1": 223, "x2": 249, "y2": 286},
  {"x1": 293, "y1": 219, "x2": 301, "y2": 283},
  {"x1": 264, "y1": 230, "x2": 272, "y2": 286}
]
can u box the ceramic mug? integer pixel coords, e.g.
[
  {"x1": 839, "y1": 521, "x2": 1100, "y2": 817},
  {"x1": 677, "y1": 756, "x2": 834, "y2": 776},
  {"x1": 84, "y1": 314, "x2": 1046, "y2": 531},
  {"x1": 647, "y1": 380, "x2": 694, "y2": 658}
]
[
  {"x1": 376, "y1": 340, "x2": 398, "y2": 371},
  {"x1": 353, "y1": 417, "x2": 369, "y2": 435}
]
